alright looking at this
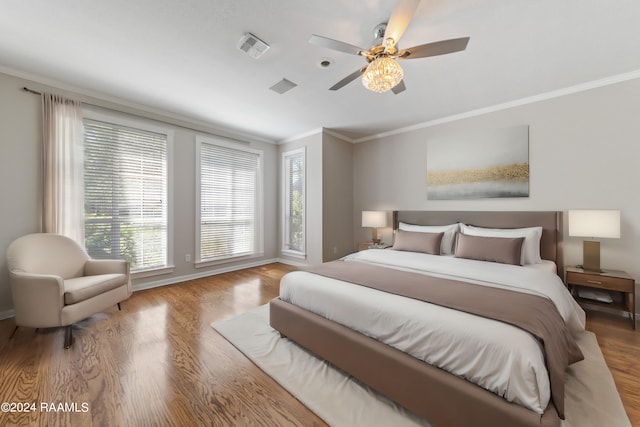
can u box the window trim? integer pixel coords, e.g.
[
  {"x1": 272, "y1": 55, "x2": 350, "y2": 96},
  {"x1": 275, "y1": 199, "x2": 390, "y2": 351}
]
[
  {"x1": 82, "y1": 107, "x2": 174, "y2": 275},
  {"x1": 195, "y1": 134, "x2": 264, "y2": 266},
  {"x1": 281, "y1": 147, "x2": 306, "y2": 258}
]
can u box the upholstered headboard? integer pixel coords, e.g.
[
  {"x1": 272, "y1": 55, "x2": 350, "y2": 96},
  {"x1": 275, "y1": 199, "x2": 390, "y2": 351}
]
[{"x1": 393, "y1": 211, "x2": 563, "y2": 275}]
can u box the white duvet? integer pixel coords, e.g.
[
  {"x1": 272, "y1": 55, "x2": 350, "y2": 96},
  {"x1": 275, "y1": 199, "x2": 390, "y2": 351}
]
[{"x1": 279, "y1": 249, "x2": 586, "y2": 414}]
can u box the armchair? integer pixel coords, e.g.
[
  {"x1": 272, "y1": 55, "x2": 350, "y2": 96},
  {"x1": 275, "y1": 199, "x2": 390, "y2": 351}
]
[{"x1": 6, "y1": 233, "x2": 131, "y2": 348}]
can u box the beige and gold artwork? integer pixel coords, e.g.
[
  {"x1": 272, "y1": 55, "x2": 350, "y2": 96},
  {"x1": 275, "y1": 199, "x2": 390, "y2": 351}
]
[
  {"x1": 427, "y1": 162, "x2": 529, "y2": 186},
  {"x1": 426, "y1": 125, "x2": 530, "y2": 200}
]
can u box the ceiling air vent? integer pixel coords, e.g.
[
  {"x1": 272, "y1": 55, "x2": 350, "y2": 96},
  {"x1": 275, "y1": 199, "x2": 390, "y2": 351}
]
[
  {"x1": 237, "y1": 33, "x2": 270, "y2": 59},
  {"x1": 269, "y1": 78, "x2": 298, "y2": 94}
]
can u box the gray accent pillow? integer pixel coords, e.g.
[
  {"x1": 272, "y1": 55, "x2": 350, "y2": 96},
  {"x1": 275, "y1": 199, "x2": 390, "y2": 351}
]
[
  {"x1": 398, "y1": 222, "x2": 459, "y2": 255},
  {"x1": 454, "y1": 233, "x2": 525, "y2": 265},
  {"x1": 392, "y1": 230, "x2": 444, "y2": 255}
]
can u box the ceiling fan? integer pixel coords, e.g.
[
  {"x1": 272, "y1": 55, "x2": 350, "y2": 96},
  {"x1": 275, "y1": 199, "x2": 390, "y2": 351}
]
[{"x1": 309, "y1": 0, "x2": 469, "y2": 94}]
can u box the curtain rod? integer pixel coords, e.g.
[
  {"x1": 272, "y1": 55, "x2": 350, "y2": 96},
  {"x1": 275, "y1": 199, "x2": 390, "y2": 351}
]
[
  {"x1": 24, "y1": 86, "x2": 81, "y2": 105},
  {"x1": 23, "y1": 87, "x2": 42, "y2": 95},
  {"x1": 21, "y1": 86, "x2": 259, "y2": 145}
]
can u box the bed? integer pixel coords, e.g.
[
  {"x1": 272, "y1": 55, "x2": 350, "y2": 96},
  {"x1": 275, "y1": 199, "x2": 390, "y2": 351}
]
[{"x1": 270, "y1": 211, "x2": 586, "y2": 427}]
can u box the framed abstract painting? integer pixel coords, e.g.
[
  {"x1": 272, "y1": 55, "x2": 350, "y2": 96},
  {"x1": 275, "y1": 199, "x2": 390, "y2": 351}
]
[{"x1": 426, "y1": 125, "x2": 529, "y2": 200}]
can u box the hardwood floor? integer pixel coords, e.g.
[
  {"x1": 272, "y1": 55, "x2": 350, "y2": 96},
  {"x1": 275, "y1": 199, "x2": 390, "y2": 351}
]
[
  {"x1": 0, "y1": 263, "x2": 325, "y2": 427},
  {"x1": 0, "y1": 263, "x2": 638, "y2": 426},
  {"x1": 585, "y1": 310, "x2": 640, "y2": 426}
]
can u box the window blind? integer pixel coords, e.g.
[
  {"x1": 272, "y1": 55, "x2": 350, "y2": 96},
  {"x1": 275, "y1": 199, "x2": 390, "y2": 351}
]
[
  {"x1": 199, "y1": 142, "x2": 261, "y2": 261},
  {"x1": 283, "y1": 148, "x2": 305, "y2": 254},
  {"x1": 84, "y1": 118, "x2": 168, "y2": 270}
]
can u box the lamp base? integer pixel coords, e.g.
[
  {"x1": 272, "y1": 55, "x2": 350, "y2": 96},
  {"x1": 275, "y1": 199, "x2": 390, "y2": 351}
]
[
  {"x1": 371, "y1": 227, "x2": 381, "y2": 245},
  {"x1": 582, "y1": 240, "x2": 601, "y2": 272}
]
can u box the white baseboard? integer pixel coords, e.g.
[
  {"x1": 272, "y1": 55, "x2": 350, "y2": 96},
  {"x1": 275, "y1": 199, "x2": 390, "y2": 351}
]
[
  {"x1": 133, "y1": 257, "x2": 312, "y2": 292},
  {"x1": 276, "y1": 257, "x2": 311, "y2": 268},
  {"x1": 0, "y1": 308, "x2": 15, "y2": 321},
  {"x1": 132, "y1": 258, "x2": 281, "y2": 292}
]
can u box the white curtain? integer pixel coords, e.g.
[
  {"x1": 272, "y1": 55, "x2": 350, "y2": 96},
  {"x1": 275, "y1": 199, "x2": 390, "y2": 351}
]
[{"x1": 41, "y1": 93, "x2": 85, "y2": 244}]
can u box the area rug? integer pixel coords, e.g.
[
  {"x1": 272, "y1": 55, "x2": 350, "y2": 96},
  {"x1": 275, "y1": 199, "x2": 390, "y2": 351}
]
[{"x1": 211, "y1": 304, "x2": 630, "y2": 427}]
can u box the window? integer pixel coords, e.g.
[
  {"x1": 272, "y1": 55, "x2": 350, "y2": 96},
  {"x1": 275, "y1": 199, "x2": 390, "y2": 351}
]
[
  {"x1": 282, "y1": 147, "x2": 305, "y2": 256},
  {"x1": 83, "y1": 111, "x2": 172, "y2": 273},
  {"x1": 196, "y1": 136, "x2": 263, "y2": 264}
]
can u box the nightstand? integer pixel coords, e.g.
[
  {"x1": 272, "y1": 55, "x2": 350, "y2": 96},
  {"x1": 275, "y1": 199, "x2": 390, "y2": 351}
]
[
  {"x1": 358, "y1": 242, "x2": 391, "y2": 251},
  {"x1": 565, "y1": 266, "x2": 636, "y2": 329},
  {"x1": 358, "y1": 242, "x2": 372, "y2": 251}
]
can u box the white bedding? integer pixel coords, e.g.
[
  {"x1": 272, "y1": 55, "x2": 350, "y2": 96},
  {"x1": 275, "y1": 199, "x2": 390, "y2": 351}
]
[{"x1": 279, "y1": 249, "x2": 586, "y2": 414}]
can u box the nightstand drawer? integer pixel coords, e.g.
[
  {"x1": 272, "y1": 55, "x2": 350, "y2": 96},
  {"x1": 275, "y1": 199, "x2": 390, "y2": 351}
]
[
  {"x1": 358, "y1": 242, "x2": 372, "y2": 251},
  {"x1": 566, "y1": 271, "x2": 633, "y2": 292}
]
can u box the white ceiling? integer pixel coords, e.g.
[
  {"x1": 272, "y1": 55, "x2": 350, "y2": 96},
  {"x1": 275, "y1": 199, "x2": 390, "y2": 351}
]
[{"x1": 2, "y1": 0, "x2": 640, "y2": 142}]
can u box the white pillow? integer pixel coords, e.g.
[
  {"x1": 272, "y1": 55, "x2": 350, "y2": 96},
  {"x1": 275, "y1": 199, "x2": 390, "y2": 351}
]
[
  {"x1": 459, "y1": 224, "x2": 543, "y2": 265},
  {"x1": 398, "y1": 222, "x2": 459, "y2": 255}
]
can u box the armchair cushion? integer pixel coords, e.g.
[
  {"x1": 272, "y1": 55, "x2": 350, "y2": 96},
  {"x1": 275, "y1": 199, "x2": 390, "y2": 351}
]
[{"x1": 64, "y1": 274, "x2": 128, "y2": 305}]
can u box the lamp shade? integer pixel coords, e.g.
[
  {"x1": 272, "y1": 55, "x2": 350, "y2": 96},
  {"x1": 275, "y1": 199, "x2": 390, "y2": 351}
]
[
  {"x1": 568, "y1": 210, "x2": 620, "y2": 239},
  {"x1": 362, "y1": 211, "x2": 387, "y2": 228}
]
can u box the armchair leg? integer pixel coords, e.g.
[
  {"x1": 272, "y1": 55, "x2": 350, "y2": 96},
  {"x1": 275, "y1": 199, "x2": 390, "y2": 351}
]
[
  {"x1": 9, "y1": 326, "x2": 18, "y2": 339},
  {"x1": 64, "y1": 326, "x2": 72, "y2": 349},
  {"x1": 117, "y1": 302, "x2": 121, "y2": 311}
]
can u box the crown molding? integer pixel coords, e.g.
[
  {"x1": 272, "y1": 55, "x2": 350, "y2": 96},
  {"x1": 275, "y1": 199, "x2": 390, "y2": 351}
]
[
  {"x1": 349, "y1": 68, "x2": 640, "y2": 144},
  {"x1": 0, "y1": 65, "x2": 276, "y2": 145},
  {"x1": 277, "y1": 128, "x2": 323, "y2": 144},
  {"x1": 322, "y1": 128, "x2": 355, "y2": 143}
]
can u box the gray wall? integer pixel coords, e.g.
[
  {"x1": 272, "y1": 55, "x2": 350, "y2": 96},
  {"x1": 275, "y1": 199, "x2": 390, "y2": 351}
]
[
  {"x1": 353, "y1": 78, "x2": 640, "y2": 311},
  {"x1": 0, "y1": 74, "x2": 42, "y2": 315},
  {"x1": 322, "y1": 130, "x2": 354, "y2": 261},
  {"x1": 0, "y1": 71, "x2": 279, "y2": 316}
]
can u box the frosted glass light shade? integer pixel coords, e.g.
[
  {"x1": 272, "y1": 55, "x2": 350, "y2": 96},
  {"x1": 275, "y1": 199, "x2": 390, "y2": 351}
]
[
  {"x1": 568, "y1": 210, "x2": 620, "y2": 239},
  {"x1": 362, "y1": 211, "x2": 387, "y2": 228},
  {"x1": 362, "y1": 57, "x2": 403, "y2": 93}
]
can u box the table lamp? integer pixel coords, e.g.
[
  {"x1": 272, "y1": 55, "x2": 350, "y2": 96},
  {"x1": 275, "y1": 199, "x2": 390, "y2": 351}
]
[
  {"x1": 362, "y1": 211, "x2": 387, "y2": 245},
  {"x1": 568, "y1": 210, "x2": 620, "y2": 272}
]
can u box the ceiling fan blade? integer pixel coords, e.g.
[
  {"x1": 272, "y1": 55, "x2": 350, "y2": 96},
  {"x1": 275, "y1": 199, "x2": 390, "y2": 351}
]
[
  {"x1": 391, "y1": 79, "x2": 406, "y2": 94},
  {"x1": 309, "y1": 34, "x2": 366, "y2": 56},
  {"x1": 329, "y1": 67, "x2": 367, "y2": 91},
  {"x1": 399, "y1": 37, "x2": 470, "y2": 59},
  {"x1": 384, "y1": 0, "x2": 421, "y2": 47}
]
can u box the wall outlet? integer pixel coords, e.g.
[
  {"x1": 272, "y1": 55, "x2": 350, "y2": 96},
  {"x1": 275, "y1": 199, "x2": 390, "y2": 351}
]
[
  {"x1": 185, "y1": 254, "x2": 191, "y2": 262},
  {"x1": 333, "y1": 246, "x2": 337, "y2": 255}
]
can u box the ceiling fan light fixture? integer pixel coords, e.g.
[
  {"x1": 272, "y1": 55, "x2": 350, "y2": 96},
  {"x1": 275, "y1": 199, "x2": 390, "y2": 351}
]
[{"x1": 362, "y1": 57, "x2": 404, "y2": 93}]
